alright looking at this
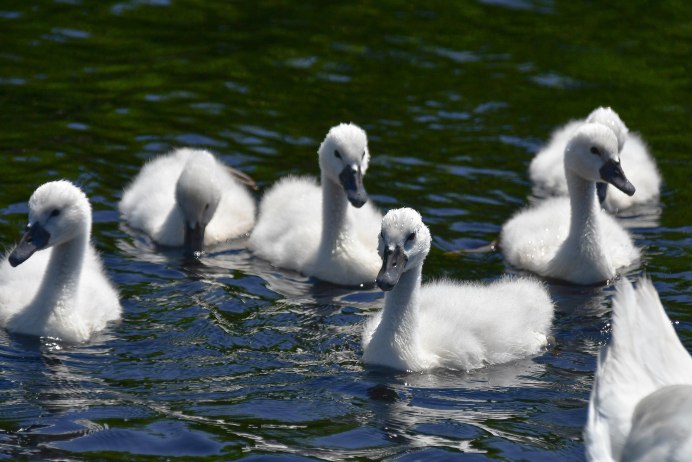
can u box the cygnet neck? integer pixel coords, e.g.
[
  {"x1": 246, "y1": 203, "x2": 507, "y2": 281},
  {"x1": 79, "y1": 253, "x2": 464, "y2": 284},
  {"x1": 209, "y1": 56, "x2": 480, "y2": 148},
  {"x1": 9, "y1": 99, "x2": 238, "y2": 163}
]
[
  {"x1": 564, "y1": 167, "x2": 604, "y2": 252},
  {"x1": 375, "y1": 263, "x2": 423, "y2": 346},
  {"x1": 319, "y1": 171, "x2": 351, "y2": 256},
  {"x1": 30, "y1": 229, "x2": 89, "y2": 322}
]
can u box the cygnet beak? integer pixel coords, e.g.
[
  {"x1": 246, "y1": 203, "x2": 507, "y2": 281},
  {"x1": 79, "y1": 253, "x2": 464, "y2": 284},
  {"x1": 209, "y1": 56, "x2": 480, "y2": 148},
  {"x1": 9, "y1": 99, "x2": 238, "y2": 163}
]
[
  {"x1": 183, "y1": 222, "x2": 205, "y2": 257},
  {"x1": 339, "y1": 165, "x2": 368, "y2": 208},
  {"x1": 596, "y1": 182, "x2": 608, "y2": 203},
  {"x1": 376, "y1": 245, "x2": 407, "y2": 291},
  {"x1": 9, "y1": 222, "x2": 50, "y2": 267},
  {"x1": 599, "y1": 159, "x2": 635, "y2": 196}
]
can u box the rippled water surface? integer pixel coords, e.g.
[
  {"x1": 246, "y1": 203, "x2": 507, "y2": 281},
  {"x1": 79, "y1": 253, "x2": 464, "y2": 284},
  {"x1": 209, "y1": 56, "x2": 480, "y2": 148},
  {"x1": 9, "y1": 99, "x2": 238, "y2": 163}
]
[{"x1": 1, "y1": 1, "x2": 690, "y2": 460}]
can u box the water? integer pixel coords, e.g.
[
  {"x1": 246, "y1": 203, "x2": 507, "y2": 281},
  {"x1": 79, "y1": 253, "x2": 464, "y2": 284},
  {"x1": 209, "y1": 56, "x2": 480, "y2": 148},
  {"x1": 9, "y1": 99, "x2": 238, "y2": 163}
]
[{"x1": 0, "y1": 0, "x2": 690, "y2": 460}]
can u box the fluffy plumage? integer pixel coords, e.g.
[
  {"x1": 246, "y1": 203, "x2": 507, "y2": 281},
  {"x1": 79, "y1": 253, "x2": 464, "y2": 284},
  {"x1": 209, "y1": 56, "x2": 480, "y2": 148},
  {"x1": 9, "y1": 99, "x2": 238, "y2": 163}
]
[
  {"x1": 248, "y1": 123, "x2": 382, "y2": 287},
  {"x1": 119, "y1": 148, "x2": 256, "y2": 253},
  {"x1": 362, "y1": 208, "x2": 554, "y2": 372},
  {"x1": 0, "y1": 181, "x2": 121, "y2": 342},
  {"x1": 584, "y1": 277, "x2": 692, "y2": 462},
  {"x1": 529, "y1": 107, "x2": 661, "y2": 211},
  {"x1": 501, "y1": 123, "x2": 640, "y2": 284}
]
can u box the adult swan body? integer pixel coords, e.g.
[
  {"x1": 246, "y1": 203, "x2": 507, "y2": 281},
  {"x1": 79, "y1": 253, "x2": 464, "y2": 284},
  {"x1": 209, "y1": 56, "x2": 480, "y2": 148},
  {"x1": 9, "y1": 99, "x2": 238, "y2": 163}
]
[{"x1": 585, "y1": 277, "x2": 692, "y2": 461}]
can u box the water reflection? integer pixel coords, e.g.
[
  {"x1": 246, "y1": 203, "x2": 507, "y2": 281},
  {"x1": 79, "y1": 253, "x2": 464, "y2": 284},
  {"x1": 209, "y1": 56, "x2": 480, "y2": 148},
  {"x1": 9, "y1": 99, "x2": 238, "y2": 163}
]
[
  {"x1": 0, "y1": 330, "x2": 124, "y2": 456},
  {"x1": 352, "y1": 358, "x2": 553, "y2": 457}
]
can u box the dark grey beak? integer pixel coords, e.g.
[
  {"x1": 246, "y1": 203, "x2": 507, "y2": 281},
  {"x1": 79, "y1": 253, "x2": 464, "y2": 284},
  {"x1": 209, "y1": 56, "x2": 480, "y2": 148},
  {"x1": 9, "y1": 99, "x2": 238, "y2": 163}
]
[
  {"x1": 376, "y1": 245, "x2": 407, "y2": 291},
  {"x1": 599, "y1": 159, "x2": 635, "y2": 196},
  {"x1": 9, "y1": 222, "x2": 50, "y2": 267},
  {"x1": 596, "y1": 182, "x2": 608, "y2": 203},
  {"x1": 338, "y1": 166, "x2": 368, "y2": 208},
  {"x1": 183, "y1": 222, "x2": 205, "y2": 256}
]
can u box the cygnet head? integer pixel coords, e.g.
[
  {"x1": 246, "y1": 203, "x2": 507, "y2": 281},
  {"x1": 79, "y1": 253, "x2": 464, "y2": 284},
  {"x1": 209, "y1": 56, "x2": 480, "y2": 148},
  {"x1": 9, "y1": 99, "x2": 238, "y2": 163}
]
[
  {"x1": 565, "y1": 123, "x2": 636, "y2": 197},
  {"x1": 586, "y1": 106, "x2": 629, "y2": 152},
  {"x1": 376, "y1": 208, "x2": 431, "y2": 291},
  {"x1": 175, "y1": 150, "x2": 222, "y2": 255},
  {"x1": 318, "y1": 123, "x2": 371, "y2": 208},
  {"x1": 9, "y1": 180, "x2": 91, "y2": 267}
]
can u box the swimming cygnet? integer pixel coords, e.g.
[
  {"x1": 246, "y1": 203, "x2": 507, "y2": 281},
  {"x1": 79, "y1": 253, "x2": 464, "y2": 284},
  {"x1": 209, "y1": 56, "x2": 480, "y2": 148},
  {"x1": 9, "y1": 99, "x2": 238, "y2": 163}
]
[
  {"x1": 119, "y1": 148, "x2": 256, "y2": 255},
  {"x1": 363, "y1": 208, "x2": 554, "y2": 372},
  {"x1": 529, "y1": 107, "x2": 660, "y2": 211},
  {"x1": 248, "y1": 123, "x2": 382, "y2": 287},
  {"x1": 501, "y1": 123, "x2": 640, "y2": 285},
  {"x1": 0, "y1": 180, "x2": 121, "y2": 342}
]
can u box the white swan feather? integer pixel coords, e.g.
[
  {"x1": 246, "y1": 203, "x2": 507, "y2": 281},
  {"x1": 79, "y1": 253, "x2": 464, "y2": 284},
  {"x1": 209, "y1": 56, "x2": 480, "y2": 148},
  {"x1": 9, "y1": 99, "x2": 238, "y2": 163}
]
[{"x1": 584, "y1": 277, "x2": 692, "y2": 461}]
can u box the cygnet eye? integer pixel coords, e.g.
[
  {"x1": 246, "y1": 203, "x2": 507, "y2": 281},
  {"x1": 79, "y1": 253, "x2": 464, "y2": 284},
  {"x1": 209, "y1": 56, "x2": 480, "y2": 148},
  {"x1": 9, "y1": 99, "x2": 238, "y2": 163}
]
[
  {"x1": 50, "y1": 209, "x2": 60, "y2": 218},
  {"x1": 589, "y1": 146, "x2": 601, "y2": 156},
  {"x1": 334, "y1": 150, "x2": 342, "y2": 159},
  {"x1": 406, "y1": 232, "x2": 416, "y2": 243},
  {"x1": 204, "y1": 203, "x2": 210, "y2": 211},
  {"x1": 361, "y1": 150, "x2": 366, "y2": 160}
]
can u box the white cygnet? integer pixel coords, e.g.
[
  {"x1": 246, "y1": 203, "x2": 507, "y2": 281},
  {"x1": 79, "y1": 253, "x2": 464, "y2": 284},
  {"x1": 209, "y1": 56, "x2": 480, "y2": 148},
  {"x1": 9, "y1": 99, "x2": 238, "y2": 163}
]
[
  {"x1": 362, "y1": 208, "x2": 554, "y2": 372},
  {"x1": 529, "y1": 107, "x2": 661, "y2": 211},
  {"x1": 119, "y1": 148, "x2": 256, "y2": 255},
  {"x1": 501, "y1": 123, "x2": 640, "y2": 285},
  {"x1": 248, "y1": 123, "x2": 382, "y2": 287},
  {"x1": 0, "y1": 180, "x2": 121, "y2": 343}
]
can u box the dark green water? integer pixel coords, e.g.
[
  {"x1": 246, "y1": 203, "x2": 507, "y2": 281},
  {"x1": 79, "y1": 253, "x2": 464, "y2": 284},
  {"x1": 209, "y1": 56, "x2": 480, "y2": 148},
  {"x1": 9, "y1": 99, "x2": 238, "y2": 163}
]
[{"x1": 0, "y1": 0, "x2": 690, "y2": 460}]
